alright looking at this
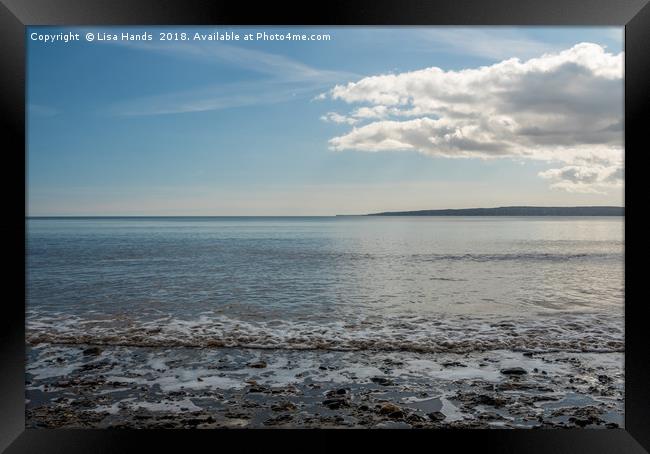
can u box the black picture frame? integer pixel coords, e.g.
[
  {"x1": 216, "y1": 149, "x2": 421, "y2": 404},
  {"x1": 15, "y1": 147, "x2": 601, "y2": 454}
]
[{"x1": 1, "y1": 0, "x2": 648, "y2": 452}]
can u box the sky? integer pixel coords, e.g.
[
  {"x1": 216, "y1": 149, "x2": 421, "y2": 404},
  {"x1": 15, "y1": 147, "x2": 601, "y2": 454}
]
[{"x1": 27, "y1": 27, "x2": 624, "y2": 216}]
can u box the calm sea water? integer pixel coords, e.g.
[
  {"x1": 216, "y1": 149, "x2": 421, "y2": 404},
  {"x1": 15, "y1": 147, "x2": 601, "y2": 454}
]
[{"x1": 26, "y1": 217, "x2": 624, "y2": 353}]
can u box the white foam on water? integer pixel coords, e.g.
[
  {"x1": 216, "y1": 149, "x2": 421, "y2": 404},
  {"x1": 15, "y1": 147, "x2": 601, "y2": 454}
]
[
  {"x1": 133, "y1": 398, "x2": 203, "y2": 413},
  {"x1": 92, "y1": 396, "x2": 203, "y2": 415},
  {"x1": 26, "y1": 309, "x2": 624, "y2": 355},
  {"x1": 93, "y1": 397, "x2": 136, "y2": 415},
  {"x1": 29, "y1": 362, "x2": 82, "y2": 380},
  {"x1": 439, "y1": 397, "x2": 467, "y2": 422}
]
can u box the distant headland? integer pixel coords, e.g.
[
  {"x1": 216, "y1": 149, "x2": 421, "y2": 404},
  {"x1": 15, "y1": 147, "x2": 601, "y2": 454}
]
[{"x1": 364, "y1": 206, "x2": 624, "y2": 216}]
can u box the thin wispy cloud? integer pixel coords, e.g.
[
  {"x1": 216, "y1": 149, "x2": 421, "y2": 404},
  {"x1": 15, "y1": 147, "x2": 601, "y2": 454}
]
[
  {"x1": 112, "y1": 80, "x2": 320, "y2": 116},
  {"x1": 106, "y1": 36, "x2": 357, "y2": 116},
  {"x1": 119, "y1": 39, "x2": 355, "y2": 83},
  {"x1": 415, "y1": 28, "x2": 559, "y2": 60}
]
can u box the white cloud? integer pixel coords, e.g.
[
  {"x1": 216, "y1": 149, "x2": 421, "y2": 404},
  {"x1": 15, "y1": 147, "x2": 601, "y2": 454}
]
[
  {"x1": 320, "y1": 112, "x2": 358, "y2": 125},
  {"x1": 321, "y1": 43, "x2": 624, "y2": 193},
  {"x1": 538, "y1": 164, "x2": 623, "y2": 193}
]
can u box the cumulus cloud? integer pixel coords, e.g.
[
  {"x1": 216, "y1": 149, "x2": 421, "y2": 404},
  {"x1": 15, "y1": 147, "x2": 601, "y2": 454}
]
[
  {"x1": 319, "y1": 43, "x2": 624, "y2": 192},
  {"x1": 538, "y1": 164, "x2": 623, "y2": 193}
]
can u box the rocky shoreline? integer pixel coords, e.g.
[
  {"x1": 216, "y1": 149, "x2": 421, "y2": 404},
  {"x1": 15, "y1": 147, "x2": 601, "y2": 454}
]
[{"x1": 26, "y1": 344, "x2": 623, "y2": 429}]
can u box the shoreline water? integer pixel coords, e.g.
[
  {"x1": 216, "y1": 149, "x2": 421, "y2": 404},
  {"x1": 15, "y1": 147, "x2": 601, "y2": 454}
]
[
  {"x1": 26, "y1": 216, "x2": 624, "y2": 429},
  {"x1": 26, "y1": 344, "x2": 623, "y2": 429},
  {"x1": 26, "y1": 310, "x2": 624, "y2": 354}
]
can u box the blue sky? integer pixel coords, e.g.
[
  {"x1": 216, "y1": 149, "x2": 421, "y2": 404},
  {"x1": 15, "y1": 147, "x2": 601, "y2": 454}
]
[{"x1": 27, "y1": 27, "x2": 624, "y2": 215}]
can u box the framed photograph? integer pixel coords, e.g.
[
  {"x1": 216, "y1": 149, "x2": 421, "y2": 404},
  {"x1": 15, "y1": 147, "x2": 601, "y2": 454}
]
[{"x1": 1, "y1": 0, "x2": 648, "y2": 452}]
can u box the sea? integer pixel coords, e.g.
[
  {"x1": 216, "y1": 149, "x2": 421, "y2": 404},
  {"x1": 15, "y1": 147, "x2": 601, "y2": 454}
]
[{"x1": 26, "y1": 216, "x2": 624, "y2": 355}]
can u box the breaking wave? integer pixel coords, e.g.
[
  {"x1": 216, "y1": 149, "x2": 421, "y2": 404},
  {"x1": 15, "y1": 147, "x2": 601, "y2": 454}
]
[{"x1": 26, "y1": 310, "x2": 624, "y2": 354}]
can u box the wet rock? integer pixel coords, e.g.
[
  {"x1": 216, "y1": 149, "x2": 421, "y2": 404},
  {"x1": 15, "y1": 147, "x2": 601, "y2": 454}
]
[
  {"x1": 371, "y1": 377, "x2": 394, "y2": 386},
  {"x1": 442, "y1": 361, "x2": 467, "y2": 368},
  {"x1": 322, "y1": 397, "x2": 348, "y2": 410},
  {"x1": 383, "y1": 358, "x2": 404, "y2": 366},
  {"x1": 80, "y1": 362, "x2": 106, "y2": 372},
  {"x1": 406, "y1": 413, "x2": 426, "y2": 423},
  {"x1": 325, "y1": 388, "x2": 348, "y2": 397},
  {"x1": 478, "y1": 411, "x2": 506, "y2": 421},
  {"x1": 454, "y1": 391, "x2": 509, "y2": 409},
  {"x1": 248, "y1": 385, "x2": 267, "y2": 393},
  {"x1": 378, "y1": 403, "x2": 404, "y2": 418},
  {"x1": 500, "y1": 367, "x2": 527, "y2": 376},
  {"x1": 492, "y1": 322, "x2": 515, "y2": 329},
  {"x1": 248, "y1": 361, "x2": 267, "y2": 369},
  {"x1": 82, "y1": 347, "x2": 102, "y2": 356},
  {"x1": 427, "y1": 411, "x2": 446, "y2": 421},
  {"x1": 272, "y1": 401, "x2": 297, "y2": 412},
  {"x1": 568, "y1": 416, "x2": 601, "y2": 427},
  {"x1": 224, "y1": 411, "x2": 250, "y2": 419},
  {"x1": 476, "y1": 395, "x2": 507, "y2": 407},
  {"x1": 495, "y1": 382, "x2": 535, "y2": 392}
]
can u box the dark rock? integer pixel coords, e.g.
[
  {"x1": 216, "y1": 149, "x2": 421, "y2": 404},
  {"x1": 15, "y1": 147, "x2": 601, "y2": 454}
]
[
  {"x1": 371, "y1": 377, "x2": 394, "y2": 386},
  {"x1": 569, "y1": 417, "x2": 594, "y2": 427},
  {"x1": 271, "y1": 401, "x2": 297, "y2": 412},
  {"x1": 427, "y1": 411, "x2": 446, "y2": 421},
  {"x1": 476, "y1": 395, "x2": 506, "y2": 407},
  {"x1": 378, "y1": 403, "x2": 404, "y2": 419},
  {"x1": 500, "y1": 367, "x2": 527, "y2": 376},
  {"x1": 248, "y1": 361, "x2": 267, "y2": 369},
  {"x1": 441, "y1": 361, "x2": 467, "y2": 368},
  {"x1": 82, "y1": 347, "x2": 102, "y2": 356},
  {"x1": 406, "y1": 413, "x2": 425, "y2": 423},
  {"x1": 224, "y1": 411, "x2": 250, "y2": 419},
  {"x1": 322, "y1": 398, "x2": 348, "y2": 410}
]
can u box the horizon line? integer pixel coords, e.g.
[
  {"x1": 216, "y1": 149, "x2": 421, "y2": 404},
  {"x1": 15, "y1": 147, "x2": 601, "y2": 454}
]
[{"x1": 26, "y1": 205, "x2": 625, "y2": 218}]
